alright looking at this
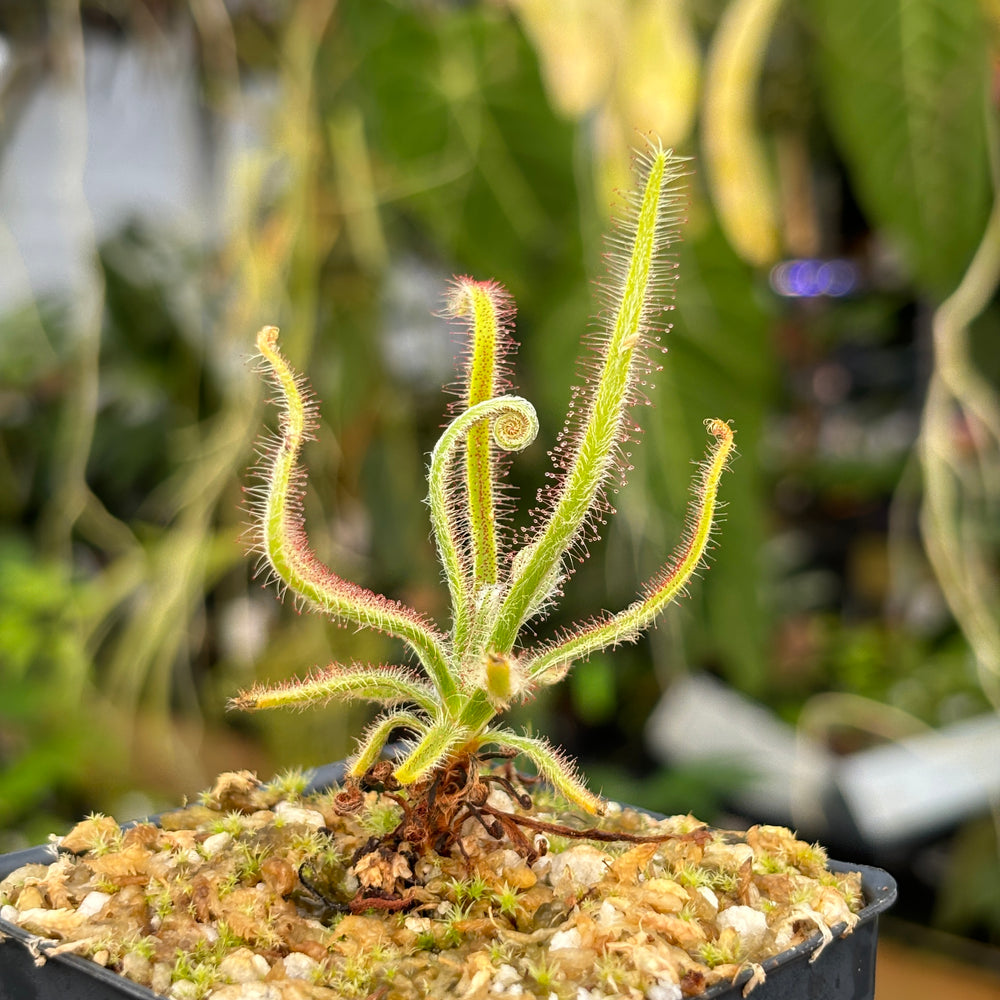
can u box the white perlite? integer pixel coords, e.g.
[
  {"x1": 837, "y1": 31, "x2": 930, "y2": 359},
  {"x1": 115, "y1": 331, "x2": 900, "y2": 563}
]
[
  {"x1": 647, "y1": 979, "x2": 683, "y2": 1000},
  {"x1": 217, "y1": 947, "x2": 270, "y2": 983},
  {"x1": 595, "y1": 898, "x2": 622, "y2": 930},
  {"x1": 77, "y1": 891, "x2": 112, "y2": 918},
  {"x1": 697, "y1": 886, "x2": 719, "y2": 911},
  {"x1": 272, "y1": 802, "x2": 326, "y2": 828},
  {"x1": 717, "y1": 904, "x2": 769, "y2": 952},
  {"x1": 283, "y1": 951, "x2": 319, "y2": 980},
  {"x1": 545, "y1": 845, "x2": 610, "y2": 888},
  {"x1": 549, "y1": 926, "x2": 582, "y2": 951},
  {"x1": 201, "y1": 832, "x2": 232, "y2": 858},
  {"x1": 491, "y1": 963, "x2": 523, "y2": 995}
]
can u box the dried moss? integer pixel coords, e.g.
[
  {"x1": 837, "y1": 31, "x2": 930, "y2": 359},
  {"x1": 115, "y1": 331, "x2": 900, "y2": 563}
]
[{"x1": 0, "y1": 771, "x2": 863, "y2": 999}]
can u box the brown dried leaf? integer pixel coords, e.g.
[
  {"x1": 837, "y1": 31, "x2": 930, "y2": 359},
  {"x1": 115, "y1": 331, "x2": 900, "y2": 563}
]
[
  {"x1": 216, "y1": 886, "x2": 272, "y2": 941},
  {"x1": 497, "y1": 863, "x2": 536, "y2": 891},
  {"x1": 204, "y1": 771, "x2": 268, "y2": 813},
  {"x1": 607, "y1": 841, "x2": 659, "y2": 883},
  {"x1": 753, "y1": 872, "x2": 809, "y2": 905},
  {"x1": 15, "y1": 884, "x2": 49, "y2": 911},
  {"x1": 160, "y1": 830, "x2": 200, "y2": 853},
  {"x1": 812, "y1": 884, "x2": 857, "y2": 930},
  {"x1": 329, "y1": 914, "x2": 392, "y2": 957},
  {"x1": 659, "y1": 836, "x2": 706, "y2": 870},
  {"x1": 636, "y1": 877, "x2": 688, "y2": 915},
  {"x1": 509, "y1": 884, "x2": 554, "y2": 925},
  {"x1": 737, "y1": 857, "x2": 754, "y2": 905},
  {"x1": 261, "y1": 857, "x2": 297, "y2": 897},
  {"x1": 188, "y1": 873, "x2": 218, "y2": 923},
  {"x1": 0, "y1": 863, "x2": 50, "y2": 903},
  {"x1": 34, "y1": 856, "x2": 78, "y2": 910},
  {"x1": 679, "y1": 967, "x2": 707, "y2": 995},
  {"x1": 88, "y1": 845, "x2": 151, "y2": 879},
  {"x1": 159, "y1": 805, "x2": 220, "y2": 831},
  {"x1": 103, "y1": 883, "x2": 150, "y2": 926},
  {"x1": 60, "y1": 816, "x2": 120, "y2": 854},
  {"x1": 643, "y1": 910, "x2": 708, "y2": 950},
  {"x1": 14, "y1": 907, "x2": 86, "y2": 939},
  {"x1": 354, "y1": 850, "x2": 412, "y2": 891},
  {"x1": 123, "y1": 823, "x2": 163, "y2": 850}
]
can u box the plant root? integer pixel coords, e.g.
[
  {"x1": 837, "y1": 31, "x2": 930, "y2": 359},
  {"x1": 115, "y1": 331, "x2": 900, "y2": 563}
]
[{"x1": 329, "y1": 750, "x2": 692, "y2": 913}]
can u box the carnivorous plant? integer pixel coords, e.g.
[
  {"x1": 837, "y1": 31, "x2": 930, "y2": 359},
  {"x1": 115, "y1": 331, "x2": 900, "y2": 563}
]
[{"x1": 231, "y1": 142, "x2": 735, "y2": 816}]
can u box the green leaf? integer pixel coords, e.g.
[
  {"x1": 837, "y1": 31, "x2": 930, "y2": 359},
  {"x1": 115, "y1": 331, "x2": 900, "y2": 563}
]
[
  {"x1": 638, "y1": 225, "x2": 777, "y2": 694},
  {"x1": 393, "y1": 719, "x2": 471, "y2": 784},
  {"x1": 808, "y1": 0, "x2": 992, "y2": 294},
  {"x1": 490, "y1": 144, "x2": 689, "y2": 652}
]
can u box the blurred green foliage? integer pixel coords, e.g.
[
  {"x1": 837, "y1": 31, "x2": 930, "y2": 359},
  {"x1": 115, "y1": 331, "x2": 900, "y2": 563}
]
[
  {"x1": 0, "y1": 536, "x2": 108, "y2": 846},
  {"x1": 809, "y1": 0, "x2": 992, "y2": 296}
]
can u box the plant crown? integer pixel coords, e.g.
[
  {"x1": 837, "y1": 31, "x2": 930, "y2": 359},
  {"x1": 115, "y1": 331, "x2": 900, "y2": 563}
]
[{"x1": 232, "y1": 141, "x2": 735, "y2": 814}]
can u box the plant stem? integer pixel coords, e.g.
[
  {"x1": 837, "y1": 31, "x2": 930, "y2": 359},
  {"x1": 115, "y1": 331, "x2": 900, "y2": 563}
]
[
  {"x1": 254, "y1": 327, "x2": 454, "y2": 698},
  {"x1": 524, "y1": 419, "x2": 734, "y2": 678},
  {"x1": 429, "y1": 395, "x2": 537, "y2": 676},
  {"x1": 490, "y1": 143, "x2": 686, "y2": 651}
]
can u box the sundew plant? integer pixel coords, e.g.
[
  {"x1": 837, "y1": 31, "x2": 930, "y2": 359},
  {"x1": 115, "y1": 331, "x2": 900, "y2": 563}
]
[{"x1": 232, "y1": 143, "x2": 734, "y2": 814}]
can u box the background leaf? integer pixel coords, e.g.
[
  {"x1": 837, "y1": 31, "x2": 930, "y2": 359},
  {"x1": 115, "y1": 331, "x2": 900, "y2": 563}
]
[{"x1": 807, "y1": 0, "x2": 992, "y2": 294}]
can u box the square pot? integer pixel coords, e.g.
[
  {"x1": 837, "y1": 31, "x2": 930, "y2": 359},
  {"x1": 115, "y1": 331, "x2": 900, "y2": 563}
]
[{"x1": 0, "y1": 762, "x2": 897, "y2": 1000}]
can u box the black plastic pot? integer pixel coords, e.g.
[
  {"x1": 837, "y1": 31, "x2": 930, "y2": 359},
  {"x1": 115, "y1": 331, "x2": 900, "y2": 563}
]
[{"x1": 0, "y1": 763, "x2": 897, "y2": 1000}]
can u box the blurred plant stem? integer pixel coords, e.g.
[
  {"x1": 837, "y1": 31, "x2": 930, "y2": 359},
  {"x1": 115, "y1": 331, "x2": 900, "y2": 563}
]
[
  {"x1": 36, "y1": 0, "x2": 105, "y2": 564},
  {"x1": 17, "y1": 0, "x2": 340, "y2": 754},
  {"x1": 104, "y1": 0, "x2": 339, "y2": 726},
  {"x1": 329, "y1": 104, "x2": 388, "y2": 273},
  {"x1": 919, "y1": 107, "x2": 1000, "y2": 710},
  {"x1": 797, "y1": 691, "x2": 931, "y2": 745},
  {"x1": 700, "y1": 0, "x2": 782, "y2": 266}
]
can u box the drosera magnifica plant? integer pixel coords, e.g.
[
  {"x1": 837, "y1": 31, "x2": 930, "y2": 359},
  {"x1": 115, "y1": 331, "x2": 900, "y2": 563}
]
[{"x1": 230, "y1": 141, "x2": 735, "y2": 818}]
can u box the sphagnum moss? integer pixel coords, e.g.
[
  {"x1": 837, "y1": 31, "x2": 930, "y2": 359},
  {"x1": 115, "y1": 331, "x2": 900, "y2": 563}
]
[
  {"x1": 0, "y1": 770, "x2": 864, "y2": 998},
  {"x1": 0, "y1": 143, "x2": 867, "y2": 998}
]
